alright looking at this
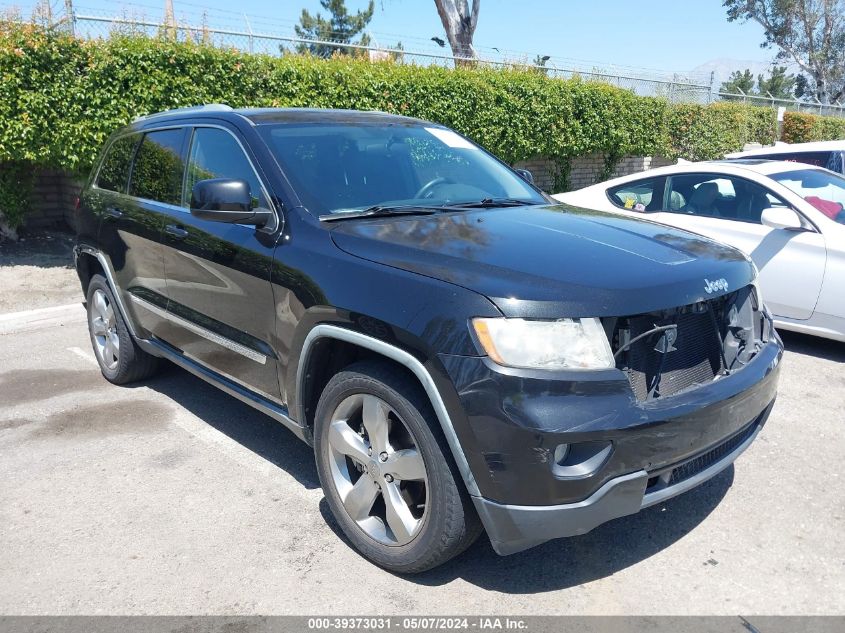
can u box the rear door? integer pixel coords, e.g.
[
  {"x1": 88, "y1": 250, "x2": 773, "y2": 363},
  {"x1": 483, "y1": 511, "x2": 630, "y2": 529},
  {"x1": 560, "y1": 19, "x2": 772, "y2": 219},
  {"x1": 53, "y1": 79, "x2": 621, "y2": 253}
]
[
  {"x1": 652, "y1": 172, "x2": 826, "y2": 320},
  {"x1": 157, "y1": 124, "x2": 282, "y2": 402},
  {"x1": 93, "y1": 130, "x2": 181, "y2": 337}
]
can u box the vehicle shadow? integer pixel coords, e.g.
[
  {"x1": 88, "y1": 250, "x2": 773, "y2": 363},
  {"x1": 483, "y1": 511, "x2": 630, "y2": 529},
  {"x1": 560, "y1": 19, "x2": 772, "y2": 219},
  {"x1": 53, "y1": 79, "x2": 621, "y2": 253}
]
[
  {"x1": 138, "y1": 362, "x2": 320, "y2": 490},
  {"x1": 320, "y1": 466, "x2": 735, "y2": 592},
  {"x1": 779, "y1": 330, "x2": 845, "y2": 363},
  {"x1": 126, "y1": 359, "x2": 735, "y2": 591}
]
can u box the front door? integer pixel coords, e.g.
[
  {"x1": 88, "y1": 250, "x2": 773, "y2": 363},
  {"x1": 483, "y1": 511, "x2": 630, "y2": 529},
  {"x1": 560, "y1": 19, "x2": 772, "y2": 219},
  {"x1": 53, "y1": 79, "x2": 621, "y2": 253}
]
[
  {"x1": 158, "y1": 125, "x2": 282, "y2": 402},
  {"x1": 655, "y1": 173, "x2": 826, "y2": 320}
]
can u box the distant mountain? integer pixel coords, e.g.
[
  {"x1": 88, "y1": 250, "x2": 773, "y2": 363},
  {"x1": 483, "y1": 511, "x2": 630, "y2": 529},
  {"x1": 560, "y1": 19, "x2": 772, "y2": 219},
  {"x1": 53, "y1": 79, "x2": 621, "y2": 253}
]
[{"x1": 691, "y1": 58, "x2": 800, "y2": 89}]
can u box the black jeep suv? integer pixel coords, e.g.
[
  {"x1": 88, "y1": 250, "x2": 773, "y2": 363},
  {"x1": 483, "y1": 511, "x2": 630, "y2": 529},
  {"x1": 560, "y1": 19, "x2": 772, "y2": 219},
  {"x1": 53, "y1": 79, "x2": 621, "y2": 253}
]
[{"x1": 74, "y1": 105, "x2": 782, "y2": 572}]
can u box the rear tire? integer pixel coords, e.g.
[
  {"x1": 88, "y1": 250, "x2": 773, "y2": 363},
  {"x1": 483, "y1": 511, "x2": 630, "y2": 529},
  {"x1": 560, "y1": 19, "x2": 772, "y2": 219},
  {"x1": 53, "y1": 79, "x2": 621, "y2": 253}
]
[
  {"x1": 314, "y1": 360, "x2": 482, "y2": 573},
  {"x1": 86, "y1": 274, "x2": 159, "y2": 384}
]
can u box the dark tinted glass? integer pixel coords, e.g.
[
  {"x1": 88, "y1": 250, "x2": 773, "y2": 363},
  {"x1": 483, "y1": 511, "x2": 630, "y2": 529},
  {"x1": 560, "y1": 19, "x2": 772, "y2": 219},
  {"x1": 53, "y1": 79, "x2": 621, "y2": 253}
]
[
  {"x1": 187, "y1": 128, "x2": 268, "y2": 209},
  {"x1": 129, "y1": 129, "x2": 186, "y2": 205},
  {"x1": 257, "y1": 123, "x2": 545, "y2": 215},
  {"x1": 97, "y1": 134, "x2": 139, "y2": 193}
]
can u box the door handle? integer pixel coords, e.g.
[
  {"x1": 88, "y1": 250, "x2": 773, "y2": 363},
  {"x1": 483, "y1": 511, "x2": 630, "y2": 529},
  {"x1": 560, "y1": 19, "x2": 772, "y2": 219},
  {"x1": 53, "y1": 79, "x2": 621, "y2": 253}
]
[
  {"x1": 104, "y1": 206, "x2": 123, "y2": 219},
  {"x1": 165, "y1": 224, "x2": 189, "y2": 240}
]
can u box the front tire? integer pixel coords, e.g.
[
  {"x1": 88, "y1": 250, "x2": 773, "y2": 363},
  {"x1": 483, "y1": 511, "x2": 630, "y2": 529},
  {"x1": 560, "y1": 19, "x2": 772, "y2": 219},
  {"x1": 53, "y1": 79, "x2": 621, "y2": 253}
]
[
  {"x1": 86, "y1": 274, "x2": 159, "y2": 384},
  {"x1": 314, "y1": 360, "x2": 481, "y2": 573}
]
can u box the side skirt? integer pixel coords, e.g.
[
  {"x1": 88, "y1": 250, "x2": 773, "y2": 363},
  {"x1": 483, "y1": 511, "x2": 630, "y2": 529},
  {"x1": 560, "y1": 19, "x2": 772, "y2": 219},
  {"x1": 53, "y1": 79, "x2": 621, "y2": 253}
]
[{"x1": 137, "y1": 337, "x2": 312, "y2": 444}]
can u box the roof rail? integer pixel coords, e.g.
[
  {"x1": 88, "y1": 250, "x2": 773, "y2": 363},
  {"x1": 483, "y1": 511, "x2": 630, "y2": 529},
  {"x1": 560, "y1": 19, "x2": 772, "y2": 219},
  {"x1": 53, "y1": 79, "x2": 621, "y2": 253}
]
[{"x1": 133, "y1": 104, "x2": 233, "y2": 123}]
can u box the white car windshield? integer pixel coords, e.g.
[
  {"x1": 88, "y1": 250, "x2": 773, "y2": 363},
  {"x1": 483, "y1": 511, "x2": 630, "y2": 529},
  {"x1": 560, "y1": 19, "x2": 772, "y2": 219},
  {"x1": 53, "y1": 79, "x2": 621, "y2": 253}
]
[
  {"x1": 257, "y1": 122, "x2": 546, "y2": 216},
  {"x1": 771, "y1": 168, "x2": 845, "y2": 224}
]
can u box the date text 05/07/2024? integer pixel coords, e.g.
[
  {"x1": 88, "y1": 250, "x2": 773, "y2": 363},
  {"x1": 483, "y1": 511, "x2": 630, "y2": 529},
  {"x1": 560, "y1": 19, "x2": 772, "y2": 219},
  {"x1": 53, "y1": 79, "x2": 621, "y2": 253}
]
[{"x1": 307, "y1": 617, "x2": 529, "y2": 630}]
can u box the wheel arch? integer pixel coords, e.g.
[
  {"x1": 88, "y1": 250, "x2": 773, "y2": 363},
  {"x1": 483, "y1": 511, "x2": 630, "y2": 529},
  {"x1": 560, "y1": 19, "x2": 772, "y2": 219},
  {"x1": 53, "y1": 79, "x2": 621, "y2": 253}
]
[
  {"x1": 74, "y1": 250, "x2": 105, "y2": 297},
  {"x1": 295, "y1": 324, "x2": 481, "y2": 498},
  {"x1": 73, "y1": 245, "x2": 140, "y2": 339}
]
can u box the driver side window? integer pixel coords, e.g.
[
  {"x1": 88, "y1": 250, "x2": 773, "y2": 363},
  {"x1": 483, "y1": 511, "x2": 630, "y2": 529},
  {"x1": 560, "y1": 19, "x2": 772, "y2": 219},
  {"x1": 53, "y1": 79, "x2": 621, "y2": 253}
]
[{"x1": 186, "y1": 128, "x2": 270, "y2": 210}]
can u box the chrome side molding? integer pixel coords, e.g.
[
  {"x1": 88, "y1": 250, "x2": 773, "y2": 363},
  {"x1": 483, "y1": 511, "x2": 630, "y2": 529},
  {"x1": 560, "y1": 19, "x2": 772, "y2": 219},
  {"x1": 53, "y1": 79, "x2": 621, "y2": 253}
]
[{"x1": 129, "y1": 294, "x2": 268, "y2": 365}]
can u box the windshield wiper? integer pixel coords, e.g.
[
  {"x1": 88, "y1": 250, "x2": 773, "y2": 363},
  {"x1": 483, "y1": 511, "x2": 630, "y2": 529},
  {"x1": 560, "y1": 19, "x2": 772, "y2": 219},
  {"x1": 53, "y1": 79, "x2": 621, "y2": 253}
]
[
  {"x1": 319, "y1": 205, "x2": 447, "y2": 222},
  {"x1": 444, "y1": 198, "x2": 542, "y2": 209}
]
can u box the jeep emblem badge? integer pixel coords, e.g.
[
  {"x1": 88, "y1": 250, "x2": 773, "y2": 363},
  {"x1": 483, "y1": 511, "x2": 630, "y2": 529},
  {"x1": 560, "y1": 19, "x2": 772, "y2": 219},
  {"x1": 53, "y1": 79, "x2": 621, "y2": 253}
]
[{"x1": 704, "y1": 278, "x2": 729, "y2": 294}]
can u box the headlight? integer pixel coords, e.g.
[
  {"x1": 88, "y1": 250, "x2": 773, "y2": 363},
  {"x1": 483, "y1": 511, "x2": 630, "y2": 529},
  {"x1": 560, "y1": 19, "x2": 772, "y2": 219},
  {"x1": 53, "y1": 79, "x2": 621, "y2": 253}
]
[
  {"x1": 749, "y1": 261, "x2": 764, "y2": 311},
  {"x1": 752, "y1": 279, "x2": 765, "y2": 312},
  {"x1": 471, "y1": 317, "x2": 615, "y2": 370}
]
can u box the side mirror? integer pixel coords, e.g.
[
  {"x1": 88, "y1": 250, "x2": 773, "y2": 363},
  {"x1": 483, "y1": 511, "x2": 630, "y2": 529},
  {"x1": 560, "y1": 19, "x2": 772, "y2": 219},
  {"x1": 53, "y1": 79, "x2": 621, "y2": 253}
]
[
  {"x1": 515, "y1": 168, "x2": 534, "y2": 184},
  {"x1": 761, "y1": 207, "x2": 803, "y2": 230},
  {"x1": 190, "y1": 178, "x2": 273, "y2": 226}
]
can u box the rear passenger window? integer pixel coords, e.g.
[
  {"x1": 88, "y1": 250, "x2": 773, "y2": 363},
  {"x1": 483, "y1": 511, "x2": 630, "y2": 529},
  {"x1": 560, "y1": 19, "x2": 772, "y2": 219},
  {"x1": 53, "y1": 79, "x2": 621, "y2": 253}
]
[
  {"x1": 607, "y1": 178, "x2": 663, "y2": 211},
  {"x1": 186, "y1": 128, "x2": 269, "y2": 209},
  {"x1": 129, "y1": 129, "x2": 186, "y2": 205},
  {"x1": 97, "y1": 134, "x2": 140, "y2": 193}
]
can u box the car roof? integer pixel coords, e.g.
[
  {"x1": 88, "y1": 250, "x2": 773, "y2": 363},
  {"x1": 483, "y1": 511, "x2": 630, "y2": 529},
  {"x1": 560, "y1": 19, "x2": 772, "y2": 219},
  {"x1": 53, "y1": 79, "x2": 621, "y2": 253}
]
[
  {"x1": 726, "y1": 140, "x2": 845, "y2": 158},
  {"x1": 600, "y1": 159, "x2": 814, "y2": 182},
  {"x1": 131, "y1": 104, "x2": 432, "y2": 128},
  {"x1": 706, "y1": 159, "x2": 817, "y2": 176}
]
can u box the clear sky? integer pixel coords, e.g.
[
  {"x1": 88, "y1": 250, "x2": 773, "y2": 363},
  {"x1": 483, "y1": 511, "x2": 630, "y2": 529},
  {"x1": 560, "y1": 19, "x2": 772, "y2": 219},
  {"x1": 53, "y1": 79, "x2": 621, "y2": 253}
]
[{"x1": 18, "y1": 0, "x2": 778, "y2": 77}]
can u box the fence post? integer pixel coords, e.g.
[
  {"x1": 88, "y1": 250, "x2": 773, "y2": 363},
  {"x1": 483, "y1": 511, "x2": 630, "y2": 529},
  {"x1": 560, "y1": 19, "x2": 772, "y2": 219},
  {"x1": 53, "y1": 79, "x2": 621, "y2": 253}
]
[
  {"x1": 64, "y1": 0, "x2": 75, "y2": 36},
  {"x1": 709, "y1": 70, "x2": 716, "y2": 104},
  {"x1": 244, "y1": 14, "x2": 254, "y2": 54}
]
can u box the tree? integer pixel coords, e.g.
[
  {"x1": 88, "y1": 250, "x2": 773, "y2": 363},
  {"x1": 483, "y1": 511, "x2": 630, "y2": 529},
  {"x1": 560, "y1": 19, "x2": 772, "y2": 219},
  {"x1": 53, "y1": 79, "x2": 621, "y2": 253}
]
[
  {"x1": 433, "y1": 0, "x2": 480, "y2": 61},
  {"x1": 758, "y1": 65, "x2": 796, "y2": 99},
  {"x1": 294, "y1": 0, "x2": 375, "y2": 58},
  {"x1": 795, "y1": 72, "x2": 811, "y2": 98},
  {"x1": 723, "y1": 0, "x2": 845, "y2": 103},
  {"x1": 532, "y1": 54, "x2": 550, "y2": 76},
  {"x1": 721, "y1": 68, "x2": 757, "y2": 96}
]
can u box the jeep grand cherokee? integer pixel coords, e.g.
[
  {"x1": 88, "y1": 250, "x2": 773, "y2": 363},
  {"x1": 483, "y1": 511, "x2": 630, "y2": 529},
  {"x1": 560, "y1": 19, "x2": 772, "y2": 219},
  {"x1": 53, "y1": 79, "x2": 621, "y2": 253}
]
[{"x1": 74, "y1": 105, "x2": 782, "y2": 572}]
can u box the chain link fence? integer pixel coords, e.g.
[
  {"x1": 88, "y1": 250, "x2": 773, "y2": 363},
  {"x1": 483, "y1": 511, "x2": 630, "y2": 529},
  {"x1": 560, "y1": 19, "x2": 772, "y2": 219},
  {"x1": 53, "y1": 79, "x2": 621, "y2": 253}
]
[
  {"x1": 5, "y1": 2, "x2": 845, "y2": 117},
  {"x1": 66, "y1": 11, "x2": 717, "y2": 103},
  {"x1": 713, "y1": 89, "x2": 845, "y2": 118}
]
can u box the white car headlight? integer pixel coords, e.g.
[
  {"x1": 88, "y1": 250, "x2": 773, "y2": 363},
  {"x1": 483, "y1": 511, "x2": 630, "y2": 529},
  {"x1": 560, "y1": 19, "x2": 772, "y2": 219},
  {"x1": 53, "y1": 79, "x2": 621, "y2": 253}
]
[{"x1": 471, "y1": 317, "x2": 615, "y2": 370}]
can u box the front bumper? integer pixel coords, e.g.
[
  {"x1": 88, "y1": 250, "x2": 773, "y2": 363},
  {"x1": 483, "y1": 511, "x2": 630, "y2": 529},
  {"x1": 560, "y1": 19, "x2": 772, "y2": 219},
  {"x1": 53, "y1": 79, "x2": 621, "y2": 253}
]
[
  {"x1": 438, "y1": 336, "x2": 782, "y2": 555},
  {"x1": 473, "y1": 402, "x2": 771, "y2": 554}
]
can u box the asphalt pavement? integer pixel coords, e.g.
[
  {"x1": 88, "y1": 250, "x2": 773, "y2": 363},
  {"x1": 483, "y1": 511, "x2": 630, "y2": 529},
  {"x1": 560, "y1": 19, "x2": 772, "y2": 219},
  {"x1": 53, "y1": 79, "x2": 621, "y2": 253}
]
[{"x1": 0, "y1": 303, "x2": 843, "y2": 614}]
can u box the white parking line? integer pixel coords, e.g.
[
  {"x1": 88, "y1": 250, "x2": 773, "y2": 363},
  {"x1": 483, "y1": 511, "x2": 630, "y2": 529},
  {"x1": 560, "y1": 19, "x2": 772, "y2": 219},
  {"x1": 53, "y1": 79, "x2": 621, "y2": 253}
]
[
  {"x1": 0, "y1": 303, "x2": 85, "y2": 335},
  {"x1": 66, "y1": 346, "x2": 99, "y2": 367},
  {"x1": 165, "y1": 408, "x2": 303, "y2": 485}
]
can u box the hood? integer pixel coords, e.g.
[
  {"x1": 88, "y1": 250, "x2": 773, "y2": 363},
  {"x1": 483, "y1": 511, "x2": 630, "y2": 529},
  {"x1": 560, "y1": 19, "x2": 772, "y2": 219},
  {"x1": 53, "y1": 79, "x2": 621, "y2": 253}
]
[{"x1": 329, "y1": 204, "x2": 755, "y2": 318}]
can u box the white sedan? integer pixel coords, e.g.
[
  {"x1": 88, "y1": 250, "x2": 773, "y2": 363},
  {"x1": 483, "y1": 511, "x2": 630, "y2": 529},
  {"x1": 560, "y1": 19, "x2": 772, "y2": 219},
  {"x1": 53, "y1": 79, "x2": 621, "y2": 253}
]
[{"x1": 553, "y1": 160, "x2": 845, "y2": 342}]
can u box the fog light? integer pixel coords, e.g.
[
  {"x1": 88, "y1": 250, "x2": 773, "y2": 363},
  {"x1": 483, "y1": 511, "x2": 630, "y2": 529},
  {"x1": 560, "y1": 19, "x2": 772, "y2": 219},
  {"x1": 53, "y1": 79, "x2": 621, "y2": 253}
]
[
  {"x1": 550, "y1": 441, "x2": 613, "y2": 479},
  {"x1": 553, "y1": 443, "x2": 570, "y2": 465}
]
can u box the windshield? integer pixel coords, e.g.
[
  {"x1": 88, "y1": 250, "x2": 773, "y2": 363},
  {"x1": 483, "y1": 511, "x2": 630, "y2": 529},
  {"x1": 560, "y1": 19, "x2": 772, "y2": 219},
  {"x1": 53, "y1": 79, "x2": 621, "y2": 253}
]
[
  {"x1": 257, "y1": 122, "x2": 546, "y2": 215},
  {"x1": 771, "y1": 168, "x2": 845, "y2": 224}
]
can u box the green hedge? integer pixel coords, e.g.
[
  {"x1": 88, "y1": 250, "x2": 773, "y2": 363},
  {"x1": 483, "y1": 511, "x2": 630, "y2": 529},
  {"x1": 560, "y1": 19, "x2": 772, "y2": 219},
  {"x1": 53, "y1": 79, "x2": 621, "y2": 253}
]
[
  {"x1": 0, "y1": 22, "x2": 828, "y2": 229},
  {"x1": 782, "y1": 111, "x2": 845, "y2": 144}
]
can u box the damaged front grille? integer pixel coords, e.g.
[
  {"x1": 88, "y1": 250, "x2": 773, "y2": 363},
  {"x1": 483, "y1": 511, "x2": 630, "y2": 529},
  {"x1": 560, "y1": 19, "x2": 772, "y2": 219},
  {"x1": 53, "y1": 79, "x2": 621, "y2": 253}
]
[
  {"x1": 667, "y1": 420, "x2": 758, "y2": 486},
  {"x1": 605, "y1": 286, "x2": 766, "y2": 402},
  {"x1": 644, "y1": 417, "x2": 762, "y2": 496}
]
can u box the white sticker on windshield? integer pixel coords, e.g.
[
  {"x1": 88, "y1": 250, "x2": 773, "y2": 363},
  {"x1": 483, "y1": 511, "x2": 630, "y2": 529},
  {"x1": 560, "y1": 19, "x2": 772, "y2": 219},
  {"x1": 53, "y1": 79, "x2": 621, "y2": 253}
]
[{"x1": 424, "y1": 127, "x2": 478, "y2": 149}]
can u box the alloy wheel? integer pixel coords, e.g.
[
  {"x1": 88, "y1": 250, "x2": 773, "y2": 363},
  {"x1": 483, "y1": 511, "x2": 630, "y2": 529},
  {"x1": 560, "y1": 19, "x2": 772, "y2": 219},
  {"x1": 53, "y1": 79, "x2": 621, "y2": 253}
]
[
  {"x1": 90, "y1": 288, "x2": 120, "y2": 371},
  {"x1": 326, "y1": 393, "x2": 429, "y2": 546}
]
